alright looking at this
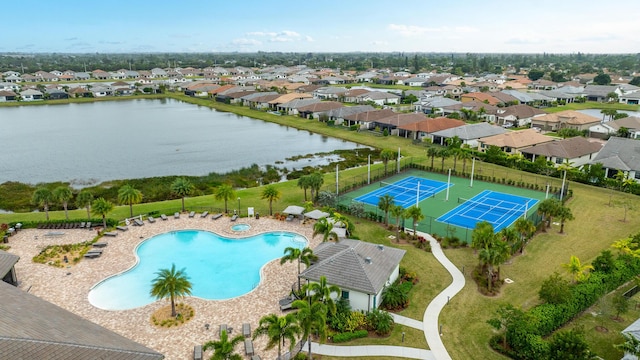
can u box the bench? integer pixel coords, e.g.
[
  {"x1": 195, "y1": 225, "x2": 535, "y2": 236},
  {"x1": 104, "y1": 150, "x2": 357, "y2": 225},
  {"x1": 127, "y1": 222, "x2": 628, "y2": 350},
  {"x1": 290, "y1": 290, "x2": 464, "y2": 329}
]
[
  {"x1": 116, "y1": 226, "x2": 128, "y2": 231},
  {"x1": 244, "y1": 339, "x2": 254, "y2": 356},
  {"x1": 193, "y1": 345, "x2": 202, "y2": 360},
  {"x1": 200, "y1": 211, "x2": 209, "y2": 218},
  {"x1": 211, "y1": 213, "x2": 223, "y2": 220},
  {"x1": 93, "y1": 242, "x2": 108, "y2": 248},
  {"x1": 84, "y1": 252, "x2": 101, "y2": 259},
  {"x1": 103, "y1": 232, "x2": 118, "y2": 237}
]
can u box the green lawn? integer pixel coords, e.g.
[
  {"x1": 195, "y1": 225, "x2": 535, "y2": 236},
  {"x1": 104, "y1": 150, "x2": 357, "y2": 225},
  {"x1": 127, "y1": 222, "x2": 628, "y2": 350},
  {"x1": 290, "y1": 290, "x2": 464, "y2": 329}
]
[{"x1": 545, "y1": 101, "x2": 640, "y2": 113}]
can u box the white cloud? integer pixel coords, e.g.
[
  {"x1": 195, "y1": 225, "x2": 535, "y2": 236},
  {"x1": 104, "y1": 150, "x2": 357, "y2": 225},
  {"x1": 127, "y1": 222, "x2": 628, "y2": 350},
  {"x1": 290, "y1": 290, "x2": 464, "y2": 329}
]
[
  {"x1": 269, "y1": 37, "x2": 293, "y2": 43},
  {"x1": 388, "y1": 24, "x2": 478, "y2": 37},
  {"x1": 305, "y1": 35, "x2": 314, "y2": 42},
  {"x1": 247, "y1": 31, "x2": 277, "y2": 37},
  {"x1": 231, "y1": 38, "x2": 261, "y2": 46},
  {"x1": 370, "y1": 40, "x2": 388, "y2": 46},
  {"x1": 280, "y1": 30, "x2": 300, "y2": 37}
]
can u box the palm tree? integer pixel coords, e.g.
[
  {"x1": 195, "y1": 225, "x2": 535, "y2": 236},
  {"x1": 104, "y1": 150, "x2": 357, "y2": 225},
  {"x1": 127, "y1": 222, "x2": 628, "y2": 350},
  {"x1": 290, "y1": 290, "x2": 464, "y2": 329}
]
[
  {"x1": 261, "y1": 184, "x2": 281, "y2": 216},
  {"x1": 32, "y1": 187, "x2": 53, "y2": 221},
  {"x1": 280, "y1": 247, "x2": 317, "y2": 291},
  {"x1": 118, "y1": 184, "x2": 143, "y2": 218},
  {"x1": 471, "y1": 221, "x2": 496, "y2": 253},
  {"x1": 459, "y1": 150, "x2": 472, "y2": 175},
  {"x1": 171, "y1": 177, "x2": 194, "y2": 212},
  {"x1": 312, "y1": 217, "x2": 338, "y2": 242},
  {"x1": 52, "y1": 186, "x2": 73, "y2": 220},
  {"x1": 214, "y1": 184, "x2": 236, "y2": 213},
  {"x1": 253, "y1": 313, "x2": 301, "y2": 359},
  {"x1": 293, "y1": 299, "x2": 328, "y2": 360},
  {"x1": 91, "y1": 197, "x2": 114, "y2": 229},
  {"x1": 405, "y1": 205, "x2": 424, "y2": 239},
  {"x1": 297, "y1": 175, "x2": 311, "y2": 201},
  {"x1": 332, "y1": 212, "x2": 354, "y2": 236},
  {"x1": 616, "y1": 333, "x2": 640, "y2": 357},
  {"x1": 562, "y1": 255, "x2": 594, "y2": 283},
  {"x1": 537, "y1": 198, "x2": 560, "y2": 230},
  {"x1": 203, "y1": 329, "x2": 245, "y2": 360},
  {"x1": 556, "y1": 205, "x2": 574, "y2": 234},
  {"x1": 308, "y1": 172, "x2": 324, "y2": 203},
  {"x1": 513, "y1": 217, "x2": 535, "y2": 253},
  {"x1": 303, "y1": 275, "x2": 341, "y2": 315},
  {"x1": 439, "y1": 148, "x2": 449, "y2": 172},
  {"x1": 427, "y1": 147, "x2": 438, "y2": 170},
  {"x1": 377, "y1": 194, "x2": 394, "y2": 225},
  {"x1": 149, "y1": 263, "x2": 193, "y2": 317},
  {"x1": 390, "y1": 204, "x2": 406, "y2": 241},
  {"x1": 75, "y1": 190, "x2": 94, "y2": 221},
  {"x1": 446, "y1": 136, "x2": 462, "y2": 172},
  {"x1": 380, "y1": 149, "x2": 395, "y2": 175}
]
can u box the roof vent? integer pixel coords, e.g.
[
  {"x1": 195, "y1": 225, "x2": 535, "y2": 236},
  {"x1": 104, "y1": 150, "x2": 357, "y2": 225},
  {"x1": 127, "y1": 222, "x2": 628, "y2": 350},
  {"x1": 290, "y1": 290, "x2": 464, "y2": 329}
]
[
  {"x1": 377, "y1": 244, "x2": 384, "y2": 251},
  {"x1": 365, "y1": 257, "x2": 372, "y2": 264}
]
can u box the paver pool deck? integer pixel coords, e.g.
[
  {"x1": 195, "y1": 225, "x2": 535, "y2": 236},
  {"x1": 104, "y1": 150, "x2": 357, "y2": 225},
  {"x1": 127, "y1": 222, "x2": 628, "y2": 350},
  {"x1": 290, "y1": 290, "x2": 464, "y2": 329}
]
[{"x1": 8, "y1": 215, "x2": 320, "y2": 360}]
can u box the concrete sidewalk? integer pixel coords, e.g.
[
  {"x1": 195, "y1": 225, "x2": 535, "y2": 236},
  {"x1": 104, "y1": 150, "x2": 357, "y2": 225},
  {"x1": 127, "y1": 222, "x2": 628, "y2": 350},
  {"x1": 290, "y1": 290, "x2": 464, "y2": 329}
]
[
  {"x1": 391, "y1": 313, "x2": 424, "y2": 331},
  {"x1": 306, "y1": 342, "x2": 435, "y2": 359}
]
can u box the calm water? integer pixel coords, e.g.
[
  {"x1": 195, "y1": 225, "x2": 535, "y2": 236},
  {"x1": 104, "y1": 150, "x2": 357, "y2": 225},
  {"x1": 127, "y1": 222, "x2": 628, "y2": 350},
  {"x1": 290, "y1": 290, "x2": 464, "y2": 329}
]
[
  {"x1": 88, "y1": 230, "x2": 307, "y2": 310},
  {"x1": 0, "y1": 99, "x2": 365, "y2": 185}
]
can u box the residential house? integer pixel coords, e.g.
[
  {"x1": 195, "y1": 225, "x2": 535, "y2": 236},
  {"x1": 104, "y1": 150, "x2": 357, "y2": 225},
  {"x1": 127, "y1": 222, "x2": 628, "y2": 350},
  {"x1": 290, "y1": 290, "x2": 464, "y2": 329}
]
[
  {"x1": 478, "y1": 129, "x2": 556, "y2": 154},
  {"x1": 34, "y1": 71, "x2": 58, "y2": 82},
  {"x1": 531, "y1": 110, "x2": 600, "y2": 131},
  {"x1": 501, "y1": 89, "x2": 554, "y2": 106},
  {"x1": 620, "y1": 92, "x2": 640, "y2": 105},
  {"x1": 582, "y1": 85, "x2": 620, "y2": 102},
  {"x1": 0, "y1": 90, "x2": 17, "y2": 102},
  {"x1": 589, "y1": 116, "x2": 640, "y2": 139},
  {"x1": 342, "y1": 89, "x2": 370, "y2": 103},
  {"x1": 92, "y1": 70, "x2": 109, "y2": 80},
  {"x1": 299, "y1": 239, "x2": 405, "y2": 313},
  {"x1": 185, "y1": 83, "x2": 220, "y2": 97},
  {"x1": 520, "y1": 136, "x2": 602, "y2": 167},
  {"x1": 491, "y1": 91, "x2": 521, "y2": 105},
  {"x1": 276, "y1": 98, "x2": 321, "y2": 115},
  {"x1": 3, "y1": 75, "x2": 22, "y2": 83},
  {"x1": 0, "y1": 280, "x2": 163, "y2": 359},
  {"x1": 313, "y1": 87, "x2": 348, "y2": 100},
  {"x1": 326, "y1": 105, "x2": 376, "y2": 126},
  {"x1": 442, "y1": 101, "x2": 499, "y2": 123},
  {"x1": 240, "y1": 91, "x2": 278, "y2": 108},
  {"x1": 0, "y1": 82, "x2": 20, "y2": 92},
  {"x1": 267, "y1": 93, "x2": 313, "y2": 110},
  {"x1": 430, "y1": 123, "x2": 508, "y2": 147},
  {"x1": 356, "y1": 91, "x2": 400, "y2": 106},
  {"x1": 538, "y1": 89, "x2": 578, "y2": 103},
  {"x1": 297, "y1": 101, "x2": 344, "y2": 120},
  {"x1": 45, "y1": 88, "x2": 69, "y2": 100},
  {"x1": 19, "y1": 89, "x2": 44, "y2": 101},
  {"x1": 150, "y1": 68, "x2": 167, "y2": 78},
  {"x1": 414, "y1": 97, "x2": 461, "y2": 115},
  {"x1": 495, "y1": 104, "x2": 546, "y2": 127},
  {"x1": 343, "y1": 109, "x2": 396, "y2": 130},
  {"x1": 74, "y1": 72, "x2": 91, "y2": 81},
  {"x1": 91, "y1": 85, "x2": 112, "y2": 97},
  {"x1": 374, "y1": 113, "x2": 427, "y2": 136},
  {"x1": 246, "y1": 93, "x2": 281, "y2": 110},
  {"x1": 591, "y1": 137, "x2": 640, "y2": 181},
  {"x1": 224, "y1": 90, "x2": 257, "y2": 104},
  {"x1": 21, "y1": 74, "x2": 40, "y2": 82},
  {"x1": 68, "y1": 87, "x2": 92, "y2": 98},
  {"x1": 397, "y1": 117, "x2": 466, "y2": 141}
]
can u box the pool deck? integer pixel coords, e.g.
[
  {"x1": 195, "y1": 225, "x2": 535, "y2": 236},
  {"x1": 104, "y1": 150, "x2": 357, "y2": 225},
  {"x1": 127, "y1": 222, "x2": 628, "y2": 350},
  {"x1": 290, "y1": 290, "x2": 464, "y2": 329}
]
[{"x1": 8, "y1": 215, "x2": 320, "y2": 360}]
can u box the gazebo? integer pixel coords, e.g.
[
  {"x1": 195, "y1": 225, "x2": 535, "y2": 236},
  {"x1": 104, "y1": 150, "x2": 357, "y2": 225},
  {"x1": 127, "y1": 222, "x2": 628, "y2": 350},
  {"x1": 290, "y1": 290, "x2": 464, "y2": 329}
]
[
  {"x1": 282, "y1": 205, "x2": 305, "y2": 219},
  {"x1": 303, "y1": 209, "x2": 330, "y2": 220}
]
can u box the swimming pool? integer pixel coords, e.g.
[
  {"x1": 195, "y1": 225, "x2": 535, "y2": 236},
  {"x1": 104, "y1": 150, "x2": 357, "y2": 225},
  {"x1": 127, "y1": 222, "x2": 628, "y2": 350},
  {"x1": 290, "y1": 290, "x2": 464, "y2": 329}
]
[
  {"x1": 88, "y1": 230, "x2": 307, "y2": 310},
  {"x1": 231, "y1": 223, "x2": 251, "y2": 231}
]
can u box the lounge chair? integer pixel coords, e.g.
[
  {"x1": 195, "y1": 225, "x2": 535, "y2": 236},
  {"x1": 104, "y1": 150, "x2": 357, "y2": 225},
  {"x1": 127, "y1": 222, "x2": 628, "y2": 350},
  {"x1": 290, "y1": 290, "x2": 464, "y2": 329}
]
[
  {"x1": 189, "y1": 211, "x2": 195, "y2": 218},
  {"x1": 86, "y1": 222, "x2": 92, "y2": 229},
  {"x1": 80, "y1": 222, "x2": 86, "y2": 228},
  {"x1": 200, "y1": 211, "x2": 209, "y2": 218},
  {"x1": 104, "y1": 231, "x2": 118, "y2": 237},
  {"x1": 242, "y1": 323, "x2": 251, "y2": 338},
  {"x1": 161, "y1": 214, "x2": 168, "y2": 221},
  {"x1": 193, "y1": 345, "x2": 202, "y2": 360},
  {"x1": 211, "y1": 213, "x2": 223, "y2": 220},
  {"x1": 93, "y1": 242, "x2": 108, "y2": 248},
  {"x1": 148, "y1": 216, "x2": 156, "y2": 223},
  {"x1": 285, "y1": 214, "x2": 294, "y2": 222},
  {"x1": 230, "y1": 215, "x2": 238, "y2": 222},
  {"x1": 134, "y1": 219, "x2": 144, "y2": 226},
  {"x1": 174, "y1": 212, "x2": 180, "y2": 219},
  {"x1": 83, "y1": 252, "x2": 101, "y2": 259},
  {"x1": 279, "y1": 294, "x2": 296, "y2": 311},
  {"x1": 87, "y1": 249, "x2": 103, "y2": 254},
  {"x1": 244, "y1": 339, "x2": 254, "y2": 356},
  {"x1": 116, "y1": 225, "x2": 128, "y2": 231}
]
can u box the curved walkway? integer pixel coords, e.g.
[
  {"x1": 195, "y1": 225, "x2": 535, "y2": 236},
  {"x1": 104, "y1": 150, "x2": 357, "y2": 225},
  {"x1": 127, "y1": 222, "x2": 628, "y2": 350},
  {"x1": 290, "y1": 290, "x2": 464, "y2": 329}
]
[{"x1": 310, "y1": 232, "x2": 465, "y2": 359}]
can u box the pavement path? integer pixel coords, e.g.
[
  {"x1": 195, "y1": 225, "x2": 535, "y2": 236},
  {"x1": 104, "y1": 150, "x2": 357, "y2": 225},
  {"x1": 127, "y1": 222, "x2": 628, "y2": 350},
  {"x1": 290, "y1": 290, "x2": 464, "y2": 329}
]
[{"x1": 310, "y1": 231, "x2": 466, "y2": 360}]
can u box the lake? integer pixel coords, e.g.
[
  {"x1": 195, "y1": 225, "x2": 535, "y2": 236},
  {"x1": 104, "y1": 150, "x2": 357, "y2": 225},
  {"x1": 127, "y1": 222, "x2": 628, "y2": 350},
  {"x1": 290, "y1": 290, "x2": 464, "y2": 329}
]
[{"x1": 0, "y1": 99, "x2": 365, "y2": 185}]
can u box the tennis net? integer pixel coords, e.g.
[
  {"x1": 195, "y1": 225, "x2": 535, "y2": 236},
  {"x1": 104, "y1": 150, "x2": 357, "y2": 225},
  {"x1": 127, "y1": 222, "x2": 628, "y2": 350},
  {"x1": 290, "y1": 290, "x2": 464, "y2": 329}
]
[
  {"x1": 380, "y1": 181, "x2": 434, "y2": 197},
  {"x1": 457, "y1": 197, "x2": 527, "y2": 215}
]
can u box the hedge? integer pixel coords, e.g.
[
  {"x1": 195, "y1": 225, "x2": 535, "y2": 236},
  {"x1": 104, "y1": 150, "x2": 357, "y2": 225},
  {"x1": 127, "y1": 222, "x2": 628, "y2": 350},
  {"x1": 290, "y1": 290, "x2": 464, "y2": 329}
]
[{"x1": 332, "y1": 330, "x2": 368, "y2": 343}]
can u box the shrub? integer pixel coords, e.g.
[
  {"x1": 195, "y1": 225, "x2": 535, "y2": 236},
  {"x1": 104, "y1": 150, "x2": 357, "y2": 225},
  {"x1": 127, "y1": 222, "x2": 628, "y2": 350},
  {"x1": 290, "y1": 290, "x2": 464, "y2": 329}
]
[
  {"x1": 381, "y1": 281, "x2": 410, "y2": 310},
  {"x1": 366, "y1": 309, "x2": 394, "y2": 335},
  {"x1": 332, "y1": 330, "x2": 368, "y2": 343}
]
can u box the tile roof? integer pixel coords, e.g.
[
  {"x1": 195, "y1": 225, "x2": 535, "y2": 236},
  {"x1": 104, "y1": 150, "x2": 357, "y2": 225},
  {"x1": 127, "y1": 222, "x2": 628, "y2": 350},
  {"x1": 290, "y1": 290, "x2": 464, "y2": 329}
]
[
  {"x1": 375, "y1": 113, "x2": 427, "y2": 126},
  {"x1": 300, "y1": 239, "x2": 405, "y2": 294},
  {"x1": 398, "y1": 117, "x2": 466, "y2": 133},
  {"x1": 606, "y1": 117, "x2": 640, "y2": 131},
  {"x1": 0, "y1": 281, "x2": 163, "y2": 360},
  {"x1": 326, "y1": 105, "x2": 375, "y2": 118},
  {"x1": 342, "y1": 109, "x2": 396, "y2": 122},
  {"x1": 297, "y1": 101, "x2": 344, "y2": 112},
  {"x1": 496, "y1": 104, "x2": 546, "y2": 119},
  {"x1": 520, "y1": 136, "x2": 603, "y2": 159},
  {"x1": 479, "y1": 129, "x2": 556, "y2": 149},
  {"x1": 431, "y1": 122, "x2": 507, "y2": 140},
  {"x1": 0, "y1": 250, "x2": 19, "y2": 278},
  {"x1": 534, "y1": 110, "x2": 600, "y2": 126},
  {"x1": 267, "y1": 93, "x2": 312, "y2": 105},
  {"x1": 460, "y1": 92, "x2": 501, "y2": 105},
  {"x1": 592, "y1": 137, "x2": 640, "y2": 171}
]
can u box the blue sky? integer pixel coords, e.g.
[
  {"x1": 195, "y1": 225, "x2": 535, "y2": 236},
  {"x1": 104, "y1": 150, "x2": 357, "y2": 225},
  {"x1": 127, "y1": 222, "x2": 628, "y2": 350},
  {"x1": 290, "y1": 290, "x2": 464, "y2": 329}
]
[{"x1": 3, "y1": 0, "x2": 638, "y2": 54}]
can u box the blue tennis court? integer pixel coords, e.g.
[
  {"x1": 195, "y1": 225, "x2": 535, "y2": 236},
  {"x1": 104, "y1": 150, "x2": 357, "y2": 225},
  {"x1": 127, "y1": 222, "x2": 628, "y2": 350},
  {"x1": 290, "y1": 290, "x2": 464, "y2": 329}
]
[
  {"x1": 354, "y1": 176, "x2": 450, "y2": 208},
  {"x1": 436, "y1": 190, "x2": 538, "y2": 232}
]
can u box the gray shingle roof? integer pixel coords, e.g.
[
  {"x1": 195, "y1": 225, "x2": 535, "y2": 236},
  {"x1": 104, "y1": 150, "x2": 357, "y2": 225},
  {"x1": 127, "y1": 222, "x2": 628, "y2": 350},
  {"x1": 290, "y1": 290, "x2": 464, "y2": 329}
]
[
  {"x1": 0, "y1": 281, "x2": 163, "y2": 360},
  {"x1": 592, "y1": 137, "x2": 640, "y2": 171},
  {"x1": 326, "y1": 105, "x2": 375, "y2": 118},
  {"x1": 520, "y1": 137, "x2": 602, "y2": 159},
  {"x1": 430, "y1": 122, "x2": 507, "y2": 140},
  {"x1": 300, "y1": 240, "x2": 405, "y2": 294},
  {"x1": 0, "y1": 250, "x2": 19, "y2": 278}
]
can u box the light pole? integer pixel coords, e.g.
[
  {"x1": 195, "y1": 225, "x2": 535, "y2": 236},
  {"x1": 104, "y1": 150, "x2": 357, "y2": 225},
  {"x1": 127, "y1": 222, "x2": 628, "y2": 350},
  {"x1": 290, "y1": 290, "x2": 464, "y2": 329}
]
[{"x1": 237, "y1": 197, "x2": 241, "y2": 216}]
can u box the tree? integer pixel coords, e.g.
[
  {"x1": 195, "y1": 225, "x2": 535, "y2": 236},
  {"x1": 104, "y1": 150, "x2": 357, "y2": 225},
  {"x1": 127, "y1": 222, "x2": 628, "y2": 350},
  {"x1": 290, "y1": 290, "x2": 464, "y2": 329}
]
[
  {"x1": 438, "y1": 148, "x2": 449, "y2": 172},
  {"x1": 390, "y1": 204, "x2": 406, "y2": 241},
  {"x1": 446, "y1": 136, "x2": 463, "y2": 172},
  {"x1": 304, "y1": 275, "x2": 341, "y2": 315},
  {"x1": 380, "y1": 149, "x2": 395, "y2": 175},
  {"x1": 539, "y1": 273, "x2": 571, "y2": 305},
  {"x1": 202, "y1": 329, "x2": 245, "y2": 360},
  {"x1": 308, "y1": 172, "x2": 324, "y2": 202},
  {"x1": 471, "y1": 221, "x2": 496, "y2": 252},
  {"x1": 548, "y1": 328, "x2": 593, "y2": 360},
  {"x1": 253, "y1": 313, "x2": 300, "y2": 359},
  {"x1": 381, "y1": 281, "x2": 409, "y2": 310},
  {"x1": 405, "y1": 205, "x2": 424, "y2": 239},
  {"x1": 280, "y1": 247, "x2": 317, "y2": 291},
  {"x1": 487, "y1": 304, "x2": 524, "y2": 350},
  {"x1": 292, "y1": 299, "x2": 328, "y2": 360},
  {"x1": 562, "y1": 255, "x2": 594, "y2": 283},
  {"x1": 75, "y1": 190, "x2": 94, "y2": 221},
  {"x1": 630, "y1": 76, "x2": 640, "y2": 86},
  {"x1": 427, "y1": 147, "x2": 438, "y2": 170},
  {"x1": 149, "y1": 263, "x2": 193, "y2": 317},
  {"x1": 261, "y1": 184, "x2": 281, "y2": 216},
  {"x1": 377, "y1": 194, "x2": 394, "y2": 225},
  {"x1": 616, "y1": 333, "x2": 640, "y2": 357},
  {"x1": 593, "y1": 73, "x2": 611, "y2": 85},
  {"x1": 513, "y1": 217, "x2": 536, "y2": 253},
  {"x1": 556, "y1": 205, "x2": 574, "y2": 234},
  {"x1": 312, "y1": 217, "x2": 338, "y2": 242},
  {"x1": 91, "y1": 197, "x2": 113, "y2": 228},
  {"x1": 613, "y1": 293, "x2": 629, "y2": 320},
  {"x1": 537, "y1": 198, "x2": 561, "y2": 230},
  {"x1": 171, "y1": 177, "x2": 194, "y2": 212},
  {"x1": 32, "y1": 187, "x2": 53, "y2": 221},
  {"x1": 601, "y1": 108, "x2": 618, "y2": 121},
  {"x1": 527, "y1": 69, "x2": 545, "y2": 81},
  {"x1": 617, "y1": 126, "x2": 631, "y2": 138},
  {"x1": 297, "y1": 175, "x2": 311, "y2": 201},
  {"x1": 53, "y1": 186, "x2": 73, "y2": 220},
  {"x1": 214, "y1": 184, "x2": 236, "y2": 213},
  {"x1": 118, "y1": 184, "x2": 143, "y2": 218},
  {"x1": 459, "y1": 150, "x2": 472, "y2": 175}
]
